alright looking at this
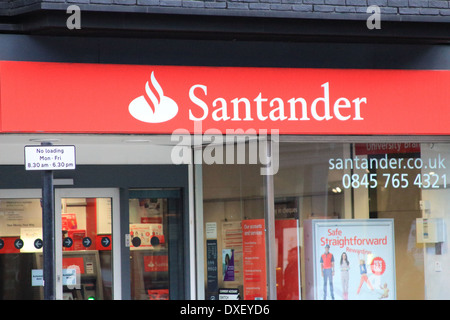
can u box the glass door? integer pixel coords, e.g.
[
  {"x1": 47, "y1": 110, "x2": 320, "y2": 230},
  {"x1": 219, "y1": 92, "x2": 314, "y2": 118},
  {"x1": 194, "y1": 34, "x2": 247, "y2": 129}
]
[
  {"x1": 128, "y1": 188, "x2": 184, "y2": 300},
  {"x1": 55, "y1": 188, "x2": 121, "y2": 300}
]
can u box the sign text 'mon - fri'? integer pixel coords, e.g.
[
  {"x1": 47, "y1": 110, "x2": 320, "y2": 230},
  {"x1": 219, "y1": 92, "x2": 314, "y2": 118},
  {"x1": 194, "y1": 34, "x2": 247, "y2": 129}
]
[{"x1": 24, "y1": 145, "x2": 76, "y2": 171}]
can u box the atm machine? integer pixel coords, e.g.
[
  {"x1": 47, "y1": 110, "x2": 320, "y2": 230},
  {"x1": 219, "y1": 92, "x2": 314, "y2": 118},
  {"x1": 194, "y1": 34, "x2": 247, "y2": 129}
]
[{"x1": 35, "y1": 250, "x2": 105, "y2": 300}]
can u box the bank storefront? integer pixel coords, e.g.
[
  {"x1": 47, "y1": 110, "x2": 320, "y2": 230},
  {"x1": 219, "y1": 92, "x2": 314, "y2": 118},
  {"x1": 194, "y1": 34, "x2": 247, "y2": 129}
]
[{"x1": 0, "y1": 60, "x2": 449, "y2": 299}]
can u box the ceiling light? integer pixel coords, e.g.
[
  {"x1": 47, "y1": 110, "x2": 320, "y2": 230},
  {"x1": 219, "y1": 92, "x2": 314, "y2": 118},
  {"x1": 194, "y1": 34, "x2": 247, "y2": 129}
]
[
  {"x1": 29, "y1": 138, "x2": 62, "y2": 143},
  {"x1": 123, "y1": 139, "x2": 151, "y2": 143}
]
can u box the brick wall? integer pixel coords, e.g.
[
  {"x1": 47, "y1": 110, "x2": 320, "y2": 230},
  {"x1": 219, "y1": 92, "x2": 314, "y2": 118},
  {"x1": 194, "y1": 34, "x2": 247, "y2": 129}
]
[{"x1": 1, "y1": 0, "x2": 450, "y2": 21}]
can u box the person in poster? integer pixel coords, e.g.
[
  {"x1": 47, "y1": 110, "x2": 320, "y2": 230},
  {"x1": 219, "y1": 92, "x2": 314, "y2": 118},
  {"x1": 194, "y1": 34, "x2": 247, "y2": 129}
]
[
  {"x1": 340, "y1": 252, "x2": 350, "y2": 300},
  {"x1": 320, "y1": 244, "x2": 335, "y2": 300},
  {"x1": 356, "y1": 253, "x2": 374, "y2": 295},
  {"x1": 378, "y1": 283, "x2": 389, "y2": 299},
  {"x1": 222, "y1": 249, "x2": 235, "y2": 281}
]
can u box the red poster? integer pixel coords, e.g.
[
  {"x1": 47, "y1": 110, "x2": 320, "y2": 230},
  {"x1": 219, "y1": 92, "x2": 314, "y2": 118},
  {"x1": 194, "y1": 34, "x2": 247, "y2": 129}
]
[
  {"x1": 242, "y1": 219, "x2": 267, "y2": 300},
  {"x1": 63, "y1": 257, "x2": 85, "y2": 274},
  {"x1": 62, "y1": 213, "x2": 78, "y2": 231},
  {"x1": 275, "y1": 219, "x2": 300, "y2": 300}
]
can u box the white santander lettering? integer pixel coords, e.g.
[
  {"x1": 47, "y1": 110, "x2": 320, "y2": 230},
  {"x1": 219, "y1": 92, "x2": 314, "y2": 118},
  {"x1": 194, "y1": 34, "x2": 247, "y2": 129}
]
[
  {"x1": 189, "y1": 84, "x2": 208, "y2": 121},
  {"x1": 188, "y1": 82, "x2": 366, "y2": 122},
  {"x1": 212, "y1": 97, "x2": 230, "y2": 121},
  {"x1": 288, "y1": 97, "x2": 309, "y2": 121},
  {"x1": 352, "y1": 97, "x2": 366, "y2": 120},
  {"x1": 269, "y1": 98, "x2": 287, "y2": 121},
  {"x1": 334, "y1": 97, "x2": 351, "y2": 121},
  {"x1": 254, "y1": 93, "x2": 268, "y2": 121},
  {"x1": 231, "y1": 97, "x2": 253, "y2": 121},
  {"x1": 311, "y1": 82, "x2": 332, "y2": 121}
]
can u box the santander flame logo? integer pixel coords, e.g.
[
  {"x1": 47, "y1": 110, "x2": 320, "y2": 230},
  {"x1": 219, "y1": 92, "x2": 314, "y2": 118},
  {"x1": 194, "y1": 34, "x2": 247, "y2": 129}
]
[{"x1": 128, "y1": 72, "x2": 178, "y2": 123}]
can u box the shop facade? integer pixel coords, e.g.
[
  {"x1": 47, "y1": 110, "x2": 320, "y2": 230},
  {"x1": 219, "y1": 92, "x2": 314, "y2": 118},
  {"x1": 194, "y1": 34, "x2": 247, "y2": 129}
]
[{"x1": 0, "y1": 1, "x2": 449, "y2": 300}]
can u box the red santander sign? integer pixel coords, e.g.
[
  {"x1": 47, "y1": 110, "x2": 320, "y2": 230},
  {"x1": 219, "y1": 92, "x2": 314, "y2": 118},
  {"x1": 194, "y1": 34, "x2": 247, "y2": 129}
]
[{"x1": 0, "y1": 61, "x2": 449, "y2": 135}]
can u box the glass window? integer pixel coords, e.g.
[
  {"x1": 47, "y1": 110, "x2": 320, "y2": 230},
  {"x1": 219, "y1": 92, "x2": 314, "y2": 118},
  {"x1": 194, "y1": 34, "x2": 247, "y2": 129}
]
[
  {"x1": 202, "y1": 144, "x2": 266, "y2": 300},
  {"x1": 202, "y1": 140, "x2": 450, "y2": 300},
  {"x1": 0, "y1": 198, "x2": 42, "y2": 299},
  {"x1": 274, "y1": 141, "x2": 450, "y2": 300}
]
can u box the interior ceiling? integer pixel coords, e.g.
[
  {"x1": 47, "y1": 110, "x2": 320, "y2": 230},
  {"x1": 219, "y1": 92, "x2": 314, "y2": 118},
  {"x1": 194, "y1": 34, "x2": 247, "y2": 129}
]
[
  {"x1": 0, "y1": 133, "x2": 264, "y2": 165},
  {"x1": 0, "y1": 133, "x2": 263, "y2": 146},
  {"x1": 0, "y1": 133, "x2": 184, "y2": 165}
]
